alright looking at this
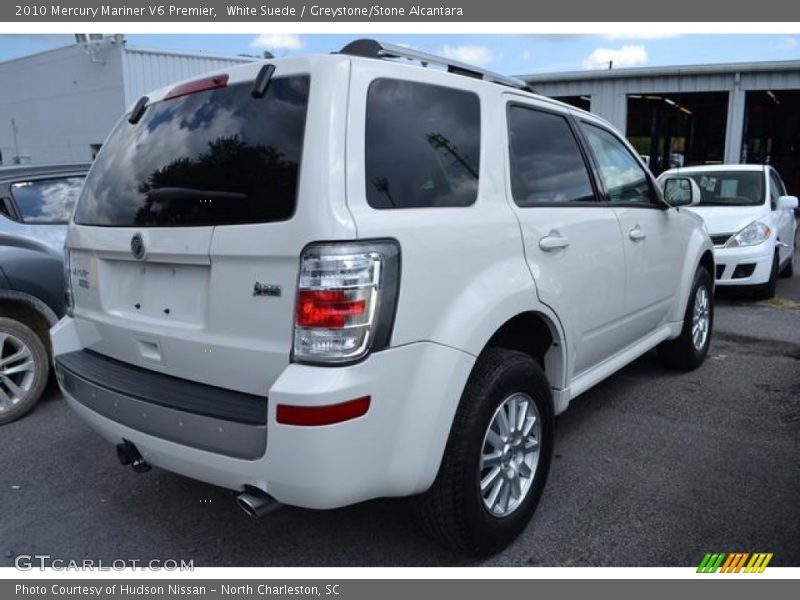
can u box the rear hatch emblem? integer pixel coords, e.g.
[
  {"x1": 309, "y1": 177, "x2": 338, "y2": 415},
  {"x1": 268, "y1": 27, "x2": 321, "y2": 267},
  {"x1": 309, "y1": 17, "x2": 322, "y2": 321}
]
[{"x1": 131, "y1": 233, "x2": 145, "y2": 260}]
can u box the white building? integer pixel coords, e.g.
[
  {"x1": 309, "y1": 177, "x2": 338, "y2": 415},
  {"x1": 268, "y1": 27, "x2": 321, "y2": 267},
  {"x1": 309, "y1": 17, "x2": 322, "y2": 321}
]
[{"x1": 0, "y1": 35, "x2": 255, "y2": 165}]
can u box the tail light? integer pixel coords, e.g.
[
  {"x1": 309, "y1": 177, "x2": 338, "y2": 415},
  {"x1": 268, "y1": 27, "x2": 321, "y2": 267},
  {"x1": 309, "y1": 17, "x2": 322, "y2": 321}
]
[{"x1": 293, "y1": 240, "x2": 400, "y2": 364}]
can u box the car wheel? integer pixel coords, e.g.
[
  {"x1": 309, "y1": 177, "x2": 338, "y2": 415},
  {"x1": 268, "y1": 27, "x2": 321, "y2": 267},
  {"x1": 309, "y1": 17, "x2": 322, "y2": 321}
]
[
  {"x1": 412, "y1": 347, "x2": 554, "y2": 555},
  {"x1": 753, "y1": 252, "x2": 779, "y2": 299},
  {"x1": 657, "y1": 266, "x2": 713, "y2": 371},
  {"x1": 778, "y1": 243, "x2": 794, "y2": 279},
  {"x1": 0, "y1": 317, "x2": 49, "y2": 425}
]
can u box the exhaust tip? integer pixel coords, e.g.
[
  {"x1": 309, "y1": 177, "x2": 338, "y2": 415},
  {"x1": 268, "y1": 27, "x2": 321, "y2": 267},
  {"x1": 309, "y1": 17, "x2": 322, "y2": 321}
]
[
  {"x1": 236, "y1": 487, "x2": 281, "y2": 518},
  {"x1": 116, "y1": 439, "x2": 150, "y2": 472}
]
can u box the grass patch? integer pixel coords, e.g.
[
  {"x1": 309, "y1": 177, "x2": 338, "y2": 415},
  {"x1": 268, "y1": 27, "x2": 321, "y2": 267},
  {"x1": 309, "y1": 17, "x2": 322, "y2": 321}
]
[{"x1": 758, "y1": 297, "x2": 800, "y2": 309}]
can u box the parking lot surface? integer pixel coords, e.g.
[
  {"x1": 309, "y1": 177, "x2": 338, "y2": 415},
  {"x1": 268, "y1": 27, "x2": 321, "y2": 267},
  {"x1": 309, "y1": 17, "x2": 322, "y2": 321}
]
[{"x1": 2, "y1": 274, "x2": 799, "y2": 567}]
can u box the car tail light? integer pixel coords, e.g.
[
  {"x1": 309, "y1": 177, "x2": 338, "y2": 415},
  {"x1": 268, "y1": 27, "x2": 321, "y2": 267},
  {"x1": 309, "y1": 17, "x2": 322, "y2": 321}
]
[{"x1": 293, "y1": 240, "x2": 400, "y2": 364}]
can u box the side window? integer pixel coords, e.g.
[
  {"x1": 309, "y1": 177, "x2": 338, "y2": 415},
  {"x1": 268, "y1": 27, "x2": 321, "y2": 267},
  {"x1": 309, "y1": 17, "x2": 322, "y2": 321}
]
[
  {"x1": 507, "y1": 105, "x2": 596, "y2": 206},
  {"x1": 365, "y1": 79, "x2": 480, "y2": 209},
  {"x1": 580, "y1": 123, "x2": 658, "y2": 206},
  {"x1": 769, "y1": 171, "x2": 786, "y2": 209},
  {"x1": 10, "y1": 176, "x2": 85, "y2": 224}
]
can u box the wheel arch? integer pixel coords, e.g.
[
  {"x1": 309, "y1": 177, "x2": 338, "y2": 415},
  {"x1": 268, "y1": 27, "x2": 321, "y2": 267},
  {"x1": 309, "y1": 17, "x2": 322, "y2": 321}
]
[
  {"x1": 0, "y1": 289, "x2": 58, "y2": 356},
  {"x1": 668, "y1": 231, "x2": 715, "y2": 325},
  {"x1": 479, "y1": 310, "x2": 566, "y2": 394}
]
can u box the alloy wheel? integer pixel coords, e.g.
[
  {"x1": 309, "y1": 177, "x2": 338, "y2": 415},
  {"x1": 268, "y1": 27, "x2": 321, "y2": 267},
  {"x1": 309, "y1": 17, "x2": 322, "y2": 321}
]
[
  {"x1": 479, "y1": 392, "x2": 542, "y2": 517},
  {"x1": 0, "y1": 332, "x2": 36, "y2": 413}
]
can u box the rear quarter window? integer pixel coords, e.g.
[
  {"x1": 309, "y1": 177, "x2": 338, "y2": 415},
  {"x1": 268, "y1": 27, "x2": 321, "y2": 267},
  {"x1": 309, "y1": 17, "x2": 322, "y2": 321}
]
[{"x1": 365, "y1": 78, "x2": 480, "y2": 209}]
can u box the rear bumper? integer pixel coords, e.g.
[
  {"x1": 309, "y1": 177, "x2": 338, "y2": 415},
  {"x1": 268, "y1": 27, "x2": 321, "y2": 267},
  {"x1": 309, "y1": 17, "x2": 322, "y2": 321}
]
[
  {"x1": 51, "y1": 316, "x2": 475, "y2": 509},
  {"x1": 713, "y1": 243, "x2": 774, "y2": 286},
  {"x1": 55, "y1": 350, "x2": 267, "y2": 459}
]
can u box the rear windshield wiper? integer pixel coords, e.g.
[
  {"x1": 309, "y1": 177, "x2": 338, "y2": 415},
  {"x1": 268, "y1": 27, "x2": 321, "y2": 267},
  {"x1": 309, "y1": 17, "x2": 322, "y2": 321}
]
[{"x1": 145, "y1": 188, "x2": 247, "y2": 203}]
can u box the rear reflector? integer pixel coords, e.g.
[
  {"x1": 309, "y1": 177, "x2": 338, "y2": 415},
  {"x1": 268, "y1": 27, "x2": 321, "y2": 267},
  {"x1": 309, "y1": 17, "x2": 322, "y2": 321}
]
[
  {"x1": 164, "y1": 74, "x2": 229, "y2": 101},
  {"x1": 276, "y1": 397, "x2": 370, "y2": 426}
]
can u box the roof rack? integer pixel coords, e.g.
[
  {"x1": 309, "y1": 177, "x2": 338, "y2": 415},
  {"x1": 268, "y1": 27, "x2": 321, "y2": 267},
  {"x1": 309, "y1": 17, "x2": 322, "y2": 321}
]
[{"x1": 339, "y1": 39, "x2": 533, "y2": 92}]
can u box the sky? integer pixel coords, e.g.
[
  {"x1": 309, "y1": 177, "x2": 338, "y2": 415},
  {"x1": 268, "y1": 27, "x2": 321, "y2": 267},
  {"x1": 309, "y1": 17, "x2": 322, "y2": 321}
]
[{"x1": 0, "y1": 33, "x2": 799, "y2": 74}]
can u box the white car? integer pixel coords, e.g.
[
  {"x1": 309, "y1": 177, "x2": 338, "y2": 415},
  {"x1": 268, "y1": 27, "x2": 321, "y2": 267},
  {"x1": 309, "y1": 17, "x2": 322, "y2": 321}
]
[
  {"x1": 51, "y1": 40, "x2": 714, "y2": 555},
  {"x1": 658, "y1": 165, "x2": 798, "y2": 299}
]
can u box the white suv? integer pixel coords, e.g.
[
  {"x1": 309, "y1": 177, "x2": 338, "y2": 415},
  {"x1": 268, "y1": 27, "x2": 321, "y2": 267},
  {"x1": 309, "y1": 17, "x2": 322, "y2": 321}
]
[{"x1": 51, "y1": 40, "x2": 714, "y2": 555}]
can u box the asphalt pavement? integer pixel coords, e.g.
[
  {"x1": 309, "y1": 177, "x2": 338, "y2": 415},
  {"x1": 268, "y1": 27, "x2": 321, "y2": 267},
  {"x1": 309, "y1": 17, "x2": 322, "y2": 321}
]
[{"x1": 1, "y1": 272, "x2": 799, "y2": 567}]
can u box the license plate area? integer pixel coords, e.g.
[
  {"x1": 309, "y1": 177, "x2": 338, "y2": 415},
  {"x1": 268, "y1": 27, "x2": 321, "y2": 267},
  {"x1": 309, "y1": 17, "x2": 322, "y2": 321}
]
[{"x1": 99, "y1": 260, "x2": 210, "y2": 326}]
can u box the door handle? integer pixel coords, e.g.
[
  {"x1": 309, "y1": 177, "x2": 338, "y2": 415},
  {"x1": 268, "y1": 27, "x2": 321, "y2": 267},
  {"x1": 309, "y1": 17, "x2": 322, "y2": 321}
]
[
  {"x1": 629, "y1": 226, "x2": 647, "y2": 242},
  {"x1": 539, "y1": 233, "x2": 570, "y2": 251}
]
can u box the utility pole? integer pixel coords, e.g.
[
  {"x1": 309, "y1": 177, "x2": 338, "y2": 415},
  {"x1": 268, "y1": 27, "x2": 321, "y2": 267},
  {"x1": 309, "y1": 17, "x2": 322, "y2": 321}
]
[{"x1": 11, "y1": 118, "x2": 20, "y2": 164}]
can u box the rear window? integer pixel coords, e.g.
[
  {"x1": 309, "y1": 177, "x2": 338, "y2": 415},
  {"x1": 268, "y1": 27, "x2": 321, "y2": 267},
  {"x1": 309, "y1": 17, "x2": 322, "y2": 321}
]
[
  {"x1": 74, "y1": 76, "x2": 310, "y2": 227},
  {"x1": 365, "y1": 78, "x2": 480, "y2": 209},
  {"x1": 10, "y1": 176, "x2": 85, "y2": 224}
]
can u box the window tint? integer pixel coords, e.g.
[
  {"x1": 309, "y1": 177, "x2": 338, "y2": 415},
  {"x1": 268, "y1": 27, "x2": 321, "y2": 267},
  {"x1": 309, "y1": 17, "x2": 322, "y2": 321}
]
[
  {"x1": 365, "y1": 79, "x2": 480, "y2": 209},
  {"x1": 74, "y1": 77, "x2": 310, "y2": 227},
  {"x1": 507, "y1": 106, "x2": 595, "y2": 206},
  {"x1": 10, "y1": 176, "x2": 85, "y2": 224},
  {"x1": 580, "y1": 123, "x2": 658, "y2": 206}
]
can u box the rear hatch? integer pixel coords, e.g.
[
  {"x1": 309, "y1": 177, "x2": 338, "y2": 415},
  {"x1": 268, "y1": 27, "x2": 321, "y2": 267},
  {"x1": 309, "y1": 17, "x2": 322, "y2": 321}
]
[{"x1": 67, "y1": 58, "x2": 352, "y2": 396}]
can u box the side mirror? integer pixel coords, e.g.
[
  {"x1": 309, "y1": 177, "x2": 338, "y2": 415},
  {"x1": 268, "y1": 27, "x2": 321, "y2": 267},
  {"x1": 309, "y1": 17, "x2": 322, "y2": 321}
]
[
  {"x1": 662, "y1": 176, "x2": 701, "y2": 207},
  {"x1": 777, "y1": 195, "x2": 799, "y2": 211}
]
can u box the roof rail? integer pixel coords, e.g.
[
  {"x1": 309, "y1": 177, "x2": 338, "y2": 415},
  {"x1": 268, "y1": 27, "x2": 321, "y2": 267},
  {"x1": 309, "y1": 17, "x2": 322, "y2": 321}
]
[{"x1": 339, "y1": 39, "x2": 532, "y2": 92}]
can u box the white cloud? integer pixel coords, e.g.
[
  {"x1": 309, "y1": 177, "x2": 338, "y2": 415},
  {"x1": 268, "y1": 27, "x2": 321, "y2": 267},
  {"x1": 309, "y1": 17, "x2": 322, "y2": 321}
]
[
  {"x1": 777, "y1": 37, "x2": 798, "y2": 50},
  {"x1": 583, "y1": 45, "x2": 648, "y2": 70},
  {"x1": 438, "y1": 44, "x2": 499, "y2": 66},
  {"x1": 605, "y1": 33, "x2": 681, "y2": 40},
  {"x1": 521, "y1": 50, "x2": 533, "y2": 61},
  {"x1": 250, "y1": 34, "x2": 304, "y2": 51}
]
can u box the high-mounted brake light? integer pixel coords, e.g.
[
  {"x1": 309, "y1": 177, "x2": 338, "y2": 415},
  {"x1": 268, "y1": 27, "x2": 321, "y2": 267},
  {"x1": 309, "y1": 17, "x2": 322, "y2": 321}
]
[
  {"x1": 164, "y1": 73, "x2": 229, "y2": 101},
  {"x1": 293, "y1": 241, "x2": 400, "y2": 364}
]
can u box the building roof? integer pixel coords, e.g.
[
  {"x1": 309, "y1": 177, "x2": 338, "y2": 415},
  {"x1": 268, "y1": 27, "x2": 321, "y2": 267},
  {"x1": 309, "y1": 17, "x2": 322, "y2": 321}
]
[
  {"x1": 519, "y1": 59, "x2": 800, "y2": 84},
  {"x1": 123, "y1": 44, "x2": 257, "y2": 63},
  {"x1": 0, "y1": 162, "x2": 91, "y2": 181},
  {"x1": 0, "y1": 37, "x2": 257, "y2": 67}
]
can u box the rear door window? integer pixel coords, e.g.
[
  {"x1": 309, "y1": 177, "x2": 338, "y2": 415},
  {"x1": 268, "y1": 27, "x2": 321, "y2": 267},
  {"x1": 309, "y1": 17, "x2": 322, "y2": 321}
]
[
  {"x1": 74, "y1": 76, "x2": 310, "y2": 227},
  {"x1": 365, "y1": 79, "x2": 480, "y2": 209},
  {"x1": 10, "y1": 176, "x2": 85, "y2": 224},
  {"x1": 507, "y1": 105, "x2": 596, "y2": 206}
]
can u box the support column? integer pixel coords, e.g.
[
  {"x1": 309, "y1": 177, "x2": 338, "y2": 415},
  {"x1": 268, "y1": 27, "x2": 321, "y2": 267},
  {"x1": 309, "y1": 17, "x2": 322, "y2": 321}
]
[{"x1": 725, "y1": 73, "x2": 747, "y2": 164}]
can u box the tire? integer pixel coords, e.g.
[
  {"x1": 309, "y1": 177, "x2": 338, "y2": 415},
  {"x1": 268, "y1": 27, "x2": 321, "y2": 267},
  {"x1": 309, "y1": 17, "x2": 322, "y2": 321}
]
[
  {"x1": 779, "y1": 244, "x2": 795, "y2": 279},
  {"x1": 753, "y1": 252, "x2": 779, "y2": 299},
  {"x1": 412, "y1": 348, "x2": 554, "y2": 555},
  {"x1": 657, "y1": 266, "x2": 713, "y2": 371},
  {"x1": 0, "y1": 317, "x2": 49, "y2": 425}
]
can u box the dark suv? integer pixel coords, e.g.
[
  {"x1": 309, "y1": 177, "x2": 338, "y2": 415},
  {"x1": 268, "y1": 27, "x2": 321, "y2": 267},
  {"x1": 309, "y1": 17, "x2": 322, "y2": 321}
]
[{"x1": 0, "y1": 163, "x2": 88, "y2": 424}]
